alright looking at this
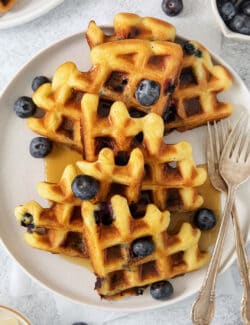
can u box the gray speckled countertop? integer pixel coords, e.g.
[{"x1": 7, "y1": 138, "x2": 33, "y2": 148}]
[{"x1": 0, "y1": 0, "x2": 250, "y2": 324}]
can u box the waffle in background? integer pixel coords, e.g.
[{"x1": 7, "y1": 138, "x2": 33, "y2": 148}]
[
  {"x1": 86, "y1": 13, "x2": 233, "y2": 130},
  {"x1": 86, "y1": 12, "x2": 176, "y2": 48},
  {"x1": 164, "y1": 40, "x2": 233, "y2": 131}
]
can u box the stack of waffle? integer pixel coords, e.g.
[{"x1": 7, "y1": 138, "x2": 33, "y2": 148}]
[{"x1": 15, "y1": 13, "x2": 233, "y2": 299}]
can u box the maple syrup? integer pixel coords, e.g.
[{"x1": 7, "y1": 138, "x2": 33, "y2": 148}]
[
  {"x1": 45, "y1": 143, "x2": 82, "y2": 183},
  {"x1": 62, "y1": 255, "x2": 93, "y2": 271}
]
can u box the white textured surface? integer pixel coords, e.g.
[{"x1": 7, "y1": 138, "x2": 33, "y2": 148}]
[{"x1": 0, "y1": 0, "x2": 250, "y2": 324}]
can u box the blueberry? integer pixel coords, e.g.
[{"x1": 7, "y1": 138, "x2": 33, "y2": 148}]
[
  {"x1": 135, "y1": 80, "x2": 160, "y2": 106},
  {"x1": 14, "y1": 96, "x2": 37, "y2": 118},
  {"x1": 29, "y1": 137, "x2": 52, "y2": 158},
  {"x1": 161, "y1": 0, "x2": 183, "y2": 16},
  {"x1": 194, "y1": 208, "x2": 217, "y2": 231},
  {"x1": 94, "y1": 202, "x2": 114, "y2": 225},
  {"x1": 31, "y1": 76, "x2": 50, "y2": 92},
  {"x1": 229, "y1": 13, "x2": 245, "y2": 31},
  {"x1": 240, "y1": 16, "x2": 250, "y2": 34},
  {"x1": 216, "y1": 0, "x2": 228, "y2": 10},
  {"x1": 132, "y1": 237, "x2": 155, "y2": 257},
  {"x1": 220, "y1": 2, "x2": 236, "y2": 21},
  {"x1": 71, "y1": 175, "x2": 99, "y2": 200},
  {"x1": 20, "y1": 213, "x2": 33, "y2": 227},
  {"x1": 150, "y1": 280, "x2": 174, "y2": 300},
  {"x1": 229, "y1": 14, "x2": 250, "y2": 34},
  {"x1": 241, "y1": 1, "x2": 250, "y2": 16},
  {"x1": 183, "y1": 42, "x2": 196, "y2": 55}
]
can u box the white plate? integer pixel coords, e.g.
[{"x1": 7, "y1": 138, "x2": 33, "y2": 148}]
[
  {"x1": 0, "y1": 29, "x2": 250, "y2": 312},
  {"x1": 0, "y1": 0, "x2": 64, "y2": 30},
  {"x1": 0, "y1": 305, "x2": 31, "y2": 325}
]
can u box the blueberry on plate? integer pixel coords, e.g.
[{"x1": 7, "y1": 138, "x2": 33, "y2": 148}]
[
  {"x1": 29, "y1": 137, "x2": 52, "y2": 158},
  {"x1": 71, "y1": 175, "x2": 99, "y2": 200},
  {"x1": 132, "y1": 237, "x2": 155, "y2": 257},
  {"x1": 14, "y1": 96, "x2": 37, "y2": 118},
  {"x1": 135, "y1": 79, "x2": 160, "y2": 106},
  {"x1": 161, "y1": 0, "x2": 183, "y2": 17},
  {"x1": 150, "y1": 280, "x2": 174, "y2": 300},
  {"x1": 220, "y1": 2, "x2": 236, "y2": 21},
  {"x1": 32, "y1": 76, "x2": 50, "y2": 91},
  {"x1": 194, "y1": 208, "x2": 217, "y2": 231},
  {"x1": 241, "y1": 1, "x2": 250, "y2": 16}
]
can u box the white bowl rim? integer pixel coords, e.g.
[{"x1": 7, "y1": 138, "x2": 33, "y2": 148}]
[{"x1": 211, "y1": 0, "x2": 250, "y2": 41}]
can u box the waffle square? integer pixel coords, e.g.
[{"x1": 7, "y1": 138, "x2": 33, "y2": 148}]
[
  {"x1": 165, "y1": 41, "x2": 233, "y2": 131},
  {"x1": 29, "y1": 77, "x2": 83, "y2": 152},
  {"x1": 82, "y1": 195, "x2": 210, "y2": 298},
  {"x1": 15, "y1": 201, "x2": 87, "y2": 258},
  {"x1": 81, "y1": 93, "x2": 207, "y2": 188},
  {"x1": 86, "y1": 12, "x2": 176, "y2": 48},
  {"x1": 37, "y1": 147, "x2": 145, "y2": 205},
  {"x1": 62, "y1": 37, "x2": 183, "y2": 116}
]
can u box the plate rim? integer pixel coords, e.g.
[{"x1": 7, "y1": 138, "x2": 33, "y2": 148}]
[
  {"x1": 0, "y1": 27, "x2": 250, "y2": 312},
  {"x1": 0, "y1": 0, "x2": 64, "y2": 30}
]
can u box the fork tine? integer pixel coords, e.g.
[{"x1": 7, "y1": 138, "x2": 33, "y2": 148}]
[
  {"x1": 214, "y1": 121, "x2": 221, "y2": 160},
  {"x1": 221, "y1": 114, "x2": 245, "y2": 159},
  {"x1": 221, "y1": 120, "x2": 227, "y2": 145},
  {"x1": 239, "y1": 128, "x2": 250, "y2": 162},
  {"x1": 231, "y1": 118, "x2": 248, "y2": 160},
  {"x1": 207, "y1": 122, "x2": 215, "y2": 166}
]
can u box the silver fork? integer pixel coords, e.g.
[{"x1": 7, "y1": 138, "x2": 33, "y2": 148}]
[
  {"x1": 207, "y1": 118, "x2": 250, "y2": 324},
  {"x1": 192, "y1": 114, "x2": 250, "y2": 325}
]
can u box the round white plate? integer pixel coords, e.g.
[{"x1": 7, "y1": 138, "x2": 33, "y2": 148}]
[
  {"x1": 0, "y1": 0, "x2": 64, "y2": 30},
  {"x1": 0, "y1": 29, "x2": 250, "y2": 312},
  {"x1": 0, "y1": 305, "x2": 31, "y2": 325}
]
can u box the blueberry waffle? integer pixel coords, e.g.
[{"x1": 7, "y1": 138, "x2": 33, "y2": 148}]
[
  {"x1": 29, "y1": 78, "x2": 83, "y2": 152},
  {"x1": 86, "y1": 16, "x2": 233, "y2": 130},
  {"x1": 82, "y1": 195, "x2": 210, "y2": 299},
  {"x1": 86, "y1": 12, "x2": 176, "y2": 48},
  {"x1": 15, "y1": 201, "x2": 87, "y2": 257},
  {"x1": 164, "y1": 41, "x2": 233, "y2": 131},
  {"x1": 81, "y1": 93, "x2": 206, "y2": 210},
  {"x1": 0, "y1": 0, "x2": 16, "y2": 13},
  {"x1": 55, "y1": 38, "x2": 183, "y2": 116}
]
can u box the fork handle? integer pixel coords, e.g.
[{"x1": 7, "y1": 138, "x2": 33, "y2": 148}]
[
  {"x1": 192, "y1": 186, "x2": 236, "y2": 325},
  {"x1": 231, "y1": 203, "x2": 250, "y2": 325}
]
